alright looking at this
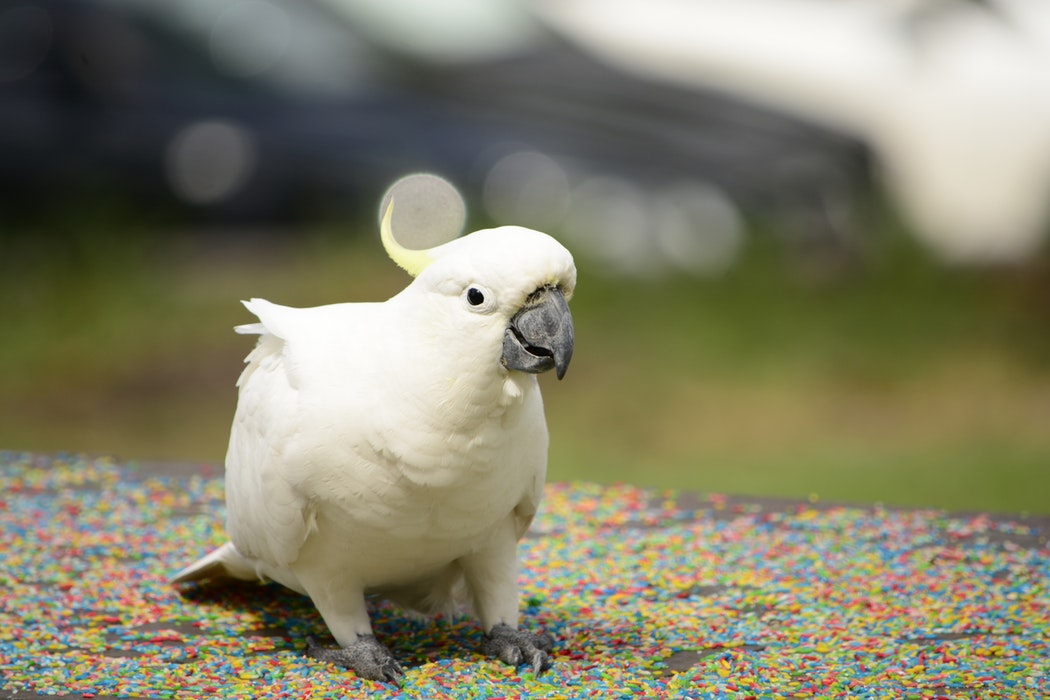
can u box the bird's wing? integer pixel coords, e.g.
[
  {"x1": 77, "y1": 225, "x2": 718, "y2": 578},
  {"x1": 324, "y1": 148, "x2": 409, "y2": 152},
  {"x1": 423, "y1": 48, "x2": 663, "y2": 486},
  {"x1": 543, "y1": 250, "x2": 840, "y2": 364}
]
[
  {"x1": 513, "y1": 461, "x2": 546, "y2": 541},
  {"x1": 510, "y1": 387, "x2": 551, "y2": 542},
  {"x1": 223, "y1": 299, "x2": 319, "y2": 568}
]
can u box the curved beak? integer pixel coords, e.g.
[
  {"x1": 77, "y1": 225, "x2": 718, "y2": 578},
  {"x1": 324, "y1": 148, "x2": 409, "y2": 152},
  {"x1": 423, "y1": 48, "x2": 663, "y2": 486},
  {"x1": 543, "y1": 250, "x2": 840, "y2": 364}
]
[{"x1": 501, "y1": 286, "x2": 574, "y2": 380}]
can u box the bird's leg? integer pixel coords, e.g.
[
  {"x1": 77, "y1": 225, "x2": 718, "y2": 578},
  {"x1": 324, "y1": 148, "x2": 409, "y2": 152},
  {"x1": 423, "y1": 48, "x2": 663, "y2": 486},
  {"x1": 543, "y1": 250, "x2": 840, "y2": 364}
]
[
  {"x1": 297, "y1": 573, "x2": 404, "y2": 683},
  {"x1": 461, "y1": 517, "x2": 554, "y2": 675}
]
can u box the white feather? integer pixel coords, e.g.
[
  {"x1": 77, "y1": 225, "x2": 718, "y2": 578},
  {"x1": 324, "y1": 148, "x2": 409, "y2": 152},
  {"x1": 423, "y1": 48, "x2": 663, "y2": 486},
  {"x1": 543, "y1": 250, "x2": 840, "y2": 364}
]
[{"x1": 174, "y1": 225, "x2": 575, "y2": 647}]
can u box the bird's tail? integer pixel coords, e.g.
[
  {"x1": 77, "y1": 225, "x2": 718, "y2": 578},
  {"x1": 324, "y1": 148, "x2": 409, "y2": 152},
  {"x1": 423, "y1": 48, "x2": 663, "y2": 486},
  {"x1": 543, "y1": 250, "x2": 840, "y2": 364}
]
[{"x1": 171, "y1": 541, "x2": 260, "y2": 585}]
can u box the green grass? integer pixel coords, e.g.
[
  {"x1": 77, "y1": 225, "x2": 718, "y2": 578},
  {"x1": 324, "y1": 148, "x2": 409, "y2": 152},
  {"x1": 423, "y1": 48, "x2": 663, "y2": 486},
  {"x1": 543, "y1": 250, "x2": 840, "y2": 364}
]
[
  {"x1": 3, "y1": 207, "x2": 1049, "y2": 513},
  {"x1": 550, "y1": 434, "x2": 1050, "y2": 514}
]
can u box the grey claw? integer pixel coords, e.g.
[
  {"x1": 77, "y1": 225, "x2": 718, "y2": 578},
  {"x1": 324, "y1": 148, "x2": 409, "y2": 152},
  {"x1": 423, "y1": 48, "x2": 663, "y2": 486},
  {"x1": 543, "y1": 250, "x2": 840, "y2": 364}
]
[
  {"x1": 305, "y1": 634, "x2": 405, "y2": 684},
  {"x1": 482, "y1": 623, "x2": 554, "y2": 675},
  {"x1": 529, "y1": 647, "x2": 545, "y2": 676}
]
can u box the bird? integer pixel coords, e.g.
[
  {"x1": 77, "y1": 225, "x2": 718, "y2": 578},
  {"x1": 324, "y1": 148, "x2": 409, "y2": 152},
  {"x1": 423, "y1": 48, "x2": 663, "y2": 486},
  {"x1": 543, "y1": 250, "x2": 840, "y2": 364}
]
[{"x1": 172, "y1": 200, "x2": 576, "y2": 683}]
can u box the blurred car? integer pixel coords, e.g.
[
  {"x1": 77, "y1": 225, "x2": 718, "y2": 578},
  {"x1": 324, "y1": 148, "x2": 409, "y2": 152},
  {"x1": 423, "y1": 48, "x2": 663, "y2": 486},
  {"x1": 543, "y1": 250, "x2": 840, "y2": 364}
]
[
  {"x1": 0, "y1": 0, "x2": 869, "y2": 274},
  {"x1": 539, "y1": 0, "x2": 1050, "y2": 264}
]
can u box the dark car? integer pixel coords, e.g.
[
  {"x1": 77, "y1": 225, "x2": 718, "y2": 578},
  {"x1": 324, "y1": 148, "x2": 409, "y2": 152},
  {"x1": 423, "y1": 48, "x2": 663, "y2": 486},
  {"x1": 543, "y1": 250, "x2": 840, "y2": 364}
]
[{"x1": 0, "y1": 0, "x2": 868, "y2": 273}]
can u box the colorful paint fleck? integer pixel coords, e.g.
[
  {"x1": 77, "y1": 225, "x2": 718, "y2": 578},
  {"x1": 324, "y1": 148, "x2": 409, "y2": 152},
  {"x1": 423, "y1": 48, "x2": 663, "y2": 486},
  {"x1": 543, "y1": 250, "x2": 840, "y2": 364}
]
[{"x1": 1, "y1": 452, "x2": 1047, "y2": 699}]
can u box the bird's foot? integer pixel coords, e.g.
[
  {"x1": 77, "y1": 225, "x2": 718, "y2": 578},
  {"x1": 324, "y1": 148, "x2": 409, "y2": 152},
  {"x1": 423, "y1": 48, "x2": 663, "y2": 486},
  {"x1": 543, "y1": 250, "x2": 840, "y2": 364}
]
[
  {"x1": 481, "y1": 623, "x2": 554, "y2": 675},
  {"x1": 305, "y1": 635, "x2": 404, "y2": 684}
]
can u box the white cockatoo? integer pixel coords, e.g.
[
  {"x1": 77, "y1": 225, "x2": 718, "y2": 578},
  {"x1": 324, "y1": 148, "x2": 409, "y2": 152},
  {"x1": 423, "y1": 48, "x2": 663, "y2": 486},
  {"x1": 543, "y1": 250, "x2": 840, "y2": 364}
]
[{"x1": 173, "y1": 201, "x2": 575, "y2": 682}]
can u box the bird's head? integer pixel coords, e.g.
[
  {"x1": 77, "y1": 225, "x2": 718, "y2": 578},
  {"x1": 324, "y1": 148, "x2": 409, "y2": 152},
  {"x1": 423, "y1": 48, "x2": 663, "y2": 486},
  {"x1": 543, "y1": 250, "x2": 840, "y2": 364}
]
[{"x1": 383, "y1": 200, "x2": 576, "y2": 380}]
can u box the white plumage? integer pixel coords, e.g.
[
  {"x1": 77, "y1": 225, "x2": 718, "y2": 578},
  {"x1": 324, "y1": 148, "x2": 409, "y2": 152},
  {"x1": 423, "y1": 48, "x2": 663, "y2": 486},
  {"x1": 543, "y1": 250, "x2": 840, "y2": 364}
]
[{"x1": 174, "y1": 214, "x2": 576, "y2": 681}]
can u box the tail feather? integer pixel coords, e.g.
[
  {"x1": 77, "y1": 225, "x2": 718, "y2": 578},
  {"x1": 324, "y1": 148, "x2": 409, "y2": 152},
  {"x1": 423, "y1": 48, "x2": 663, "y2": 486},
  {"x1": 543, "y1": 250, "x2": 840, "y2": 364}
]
[{"x1": 171, "y1": 542, "x2": 259, "y2": 585}]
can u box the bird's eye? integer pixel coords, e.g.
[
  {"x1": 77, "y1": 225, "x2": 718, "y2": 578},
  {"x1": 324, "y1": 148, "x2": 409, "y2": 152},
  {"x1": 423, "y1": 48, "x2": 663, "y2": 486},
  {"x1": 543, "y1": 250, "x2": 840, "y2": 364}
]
[{"x1": 462, "y1": 284, "x2": 495, "y2": 313}]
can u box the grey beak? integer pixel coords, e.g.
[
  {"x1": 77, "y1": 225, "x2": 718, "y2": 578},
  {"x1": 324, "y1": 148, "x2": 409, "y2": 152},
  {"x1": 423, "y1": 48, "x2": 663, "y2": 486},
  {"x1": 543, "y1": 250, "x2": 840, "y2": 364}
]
[{"x1": 501, "y1": 286, "x2": 574, "y2": 380}]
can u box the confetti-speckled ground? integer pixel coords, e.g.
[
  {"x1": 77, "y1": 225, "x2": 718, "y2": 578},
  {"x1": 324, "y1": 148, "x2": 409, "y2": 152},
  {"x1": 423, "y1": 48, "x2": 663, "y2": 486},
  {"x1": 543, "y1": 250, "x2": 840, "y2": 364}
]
[{"x1": 1, "y1": 452, "x2": 1048, "y2": 699}]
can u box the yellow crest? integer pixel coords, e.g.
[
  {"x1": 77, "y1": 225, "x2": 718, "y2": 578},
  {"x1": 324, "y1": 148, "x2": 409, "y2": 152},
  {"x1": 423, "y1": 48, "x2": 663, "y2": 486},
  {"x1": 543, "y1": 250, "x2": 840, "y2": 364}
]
[{"x1": 380, "y1": 198, "x2": 434, "y2": 278}]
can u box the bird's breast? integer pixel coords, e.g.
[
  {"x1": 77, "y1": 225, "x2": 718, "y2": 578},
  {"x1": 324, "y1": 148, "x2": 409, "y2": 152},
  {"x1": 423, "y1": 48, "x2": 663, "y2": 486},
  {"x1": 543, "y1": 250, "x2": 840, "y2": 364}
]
[{"x1": 285, "y1": 359, "x2": 546, "y2": 556}]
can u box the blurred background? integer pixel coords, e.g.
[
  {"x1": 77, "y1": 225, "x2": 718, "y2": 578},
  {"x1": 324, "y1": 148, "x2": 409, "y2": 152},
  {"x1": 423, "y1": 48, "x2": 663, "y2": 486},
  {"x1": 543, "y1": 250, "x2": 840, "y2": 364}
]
[{"x1": 2, "y1": 0, "x2": 1049, "y2": 513}]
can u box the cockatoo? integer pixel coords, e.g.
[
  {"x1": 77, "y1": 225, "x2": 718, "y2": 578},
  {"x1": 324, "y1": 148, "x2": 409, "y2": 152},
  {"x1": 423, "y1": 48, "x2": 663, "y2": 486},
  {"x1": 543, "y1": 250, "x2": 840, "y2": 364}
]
[{"x1": 173, "y1": 201, "x2": 575, "y2": 683}]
